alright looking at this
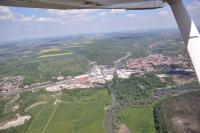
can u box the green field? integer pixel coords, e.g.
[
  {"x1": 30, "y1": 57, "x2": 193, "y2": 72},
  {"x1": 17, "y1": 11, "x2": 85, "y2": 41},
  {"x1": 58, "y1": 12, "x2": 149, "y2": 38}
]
[
  {"x1": 26, "y1": 89, "x2": 110, "y2": 133},
  {"x1": 39, "y1": 48, "x2": 61, "y2": 54},
  {"x1": 43, "y1": 101, "x2": 107, "y2": 133},
  {"x1": 0, "y1": 89, "x2": 110, "y2": 133},
  {"x1": 39, "y1": 52, "x2": 73, "y2": 58},
  {"x1": 117, "y1": 106, "x2": 156, "y2": 133}
]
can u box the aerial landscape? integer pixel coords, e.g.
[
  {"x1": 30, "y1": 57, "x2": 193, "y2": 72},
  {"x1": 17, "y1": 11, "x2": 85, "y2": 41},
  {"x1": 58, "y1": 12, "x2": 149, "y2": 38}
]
[{"x1": 0, "y1": 29, "x2": 200, "y2": 133}]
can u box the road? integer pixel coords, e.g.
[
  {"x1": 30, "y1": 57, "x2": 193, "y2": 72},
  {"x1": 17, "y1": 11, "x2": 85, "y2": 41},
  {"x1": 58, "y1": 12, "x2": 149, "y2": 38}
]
[{"x1": 114, "y1": 52, "x2": 131, "y2": 69}]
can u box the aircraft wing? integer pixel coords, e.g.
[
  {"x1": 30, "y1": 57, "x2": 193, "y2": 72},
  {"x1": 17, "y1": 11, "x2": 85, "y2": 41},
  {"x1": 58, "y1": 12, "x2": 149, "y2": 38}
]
[{"x1": 0, "y1": 0, "x2": 165, "y2": 10}]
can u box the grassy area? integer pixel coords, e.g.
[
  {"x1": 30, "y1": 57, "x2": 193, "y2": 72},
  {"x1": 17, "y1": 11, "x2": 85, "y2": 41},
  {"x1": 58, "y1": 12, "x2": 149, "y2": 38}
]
[
  {"x1": 27, "y1": 104, "x2": 54, "y2": 133},
  {"x1": 0, "y1": 55, "x2": 88, "y2": 86},
  {"x1": 59, "y1": 89, "x2": 109, "y2": 102},
  {"x1": 39, "y1": 52, "x2": 73, "y2": 58},
  {"x1": 44, "y1": 100, "x2": 108, "y2": 133},
  {"x1": 0, "y1": 89, "x2": 110, "y2": 133},
  {"x1": 117, "y1": 106, "x2": 156, "y2": 133},
  {"x1": 39, "y1": 57, "x2": 88, "y2": 80},
  {"x1": 39, "y1": 48, "x2": 61, "y2": 54}
]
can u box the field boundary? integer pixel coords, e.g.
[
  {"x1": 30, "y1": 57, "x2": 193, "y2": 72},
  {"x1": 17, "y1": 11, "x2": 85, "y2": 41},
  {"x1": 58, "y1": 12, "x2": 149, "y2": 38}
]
[{"x1": 42, "y1": 99, "x2": 59, "y2": 133}]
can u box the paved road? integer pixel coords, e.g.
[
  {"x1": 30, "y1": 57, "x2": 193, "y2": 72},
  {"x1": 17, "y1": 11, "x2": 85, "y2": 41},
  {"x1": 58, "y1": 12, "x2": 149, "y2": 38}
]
[{"x1": 114, "y1": 52, "x2": 131, "y2": 69}]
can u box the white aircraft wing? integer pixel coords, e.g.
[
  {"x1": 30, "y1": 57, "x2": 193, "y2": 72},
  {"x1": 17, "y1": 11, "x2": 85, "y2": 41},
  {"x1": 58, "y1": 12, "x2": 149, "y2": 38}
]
[{"x1": 0, "y1": 0, "x2": 165, "y2": 10}]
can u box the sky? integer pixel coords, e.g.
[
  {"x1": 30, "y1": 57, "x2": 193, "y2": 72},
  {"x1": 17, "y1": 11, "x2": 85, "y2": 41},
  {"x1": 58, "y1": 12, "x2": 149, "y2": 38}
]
[{"x1": 0, "y1": 0, "x2": 200, "y2": 41}]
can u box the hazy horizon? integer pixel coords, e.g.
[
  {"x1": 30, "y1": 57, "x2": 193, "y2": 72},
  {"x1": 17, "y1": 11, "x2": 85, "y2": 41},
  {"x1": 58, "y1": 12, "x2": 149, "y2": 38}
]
[
  {"x1": 0, "y1": 0, "x2": 200, "y2": 42},
  {"x1": 0, "y1": 27, "x2": 184, "y2": 44}
]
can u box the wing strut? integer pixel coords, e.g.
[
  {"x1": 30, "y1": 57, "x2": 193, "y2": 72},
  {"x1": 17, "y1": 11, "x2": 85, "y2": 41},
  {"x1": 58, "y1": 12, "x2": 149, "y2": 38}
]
[{"x1": 167, "y1": 0, "x2": 200, "y2": 83}]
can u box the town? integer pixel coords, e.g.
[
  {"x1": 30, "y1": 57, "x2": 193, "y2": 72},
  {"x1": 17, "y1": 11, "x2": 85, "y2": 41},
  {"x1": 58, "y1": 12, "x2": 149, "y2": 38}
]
[{"x1": 0, "y1": 53, "x2": 196, "y2": 94}]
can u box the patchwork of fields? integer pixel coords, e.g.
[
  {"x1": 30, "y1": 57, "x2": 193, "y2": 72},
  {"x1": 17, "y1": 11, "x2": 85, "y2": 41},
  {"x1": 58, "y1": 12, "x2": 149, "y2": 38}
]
[{"x1": 0, "y1": 31, "x2": 185, "y2": 85}]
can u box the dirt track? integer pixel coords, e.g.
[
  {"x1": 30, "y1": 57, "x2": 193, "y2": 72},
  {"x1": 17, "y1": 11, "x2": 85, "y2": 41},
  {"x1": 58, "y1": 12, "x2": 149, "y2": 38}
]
[{"x1": 25, "y1": 101, "x2": 47, "y2": 112}]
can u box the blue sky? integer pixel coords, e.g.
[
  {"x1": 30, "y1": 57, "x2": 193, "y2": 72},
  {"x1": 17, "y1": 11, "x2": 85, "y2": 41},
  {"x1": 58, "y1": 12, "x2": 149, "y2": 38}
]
[{"x1": 0, "y1": 0, "x2": 200, "y2": 41}]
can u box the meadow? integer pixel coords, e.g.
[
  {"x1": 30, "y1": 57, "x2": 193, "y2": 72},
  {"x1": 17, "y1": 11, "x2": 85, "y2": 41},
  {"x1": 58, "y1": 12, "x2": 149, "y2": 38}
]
[
  {"x1": 39, "y1": 48, "x2": 61, "y2": 54},
  {"x1": 39, "y1": 52, "x2": 73, "y2": 58},
  {"x1": 0, "y1": 89, "x2": 110, "y2": 133}
]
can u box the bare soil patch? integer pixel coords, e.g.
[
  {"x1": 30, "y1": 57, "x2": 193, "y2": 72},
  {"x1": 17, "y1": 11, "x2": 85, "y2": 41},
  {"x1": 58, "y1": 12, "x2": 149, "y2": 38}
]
[
  {"x1": 0, "y1": 114, "x2": 30, "y2": 130},
  {"x1": 171, "y1": 116, "x2": 200, "y2": 133},
  {"x1": 118, "y1": 124, "x2": 130, "y2": 133}
]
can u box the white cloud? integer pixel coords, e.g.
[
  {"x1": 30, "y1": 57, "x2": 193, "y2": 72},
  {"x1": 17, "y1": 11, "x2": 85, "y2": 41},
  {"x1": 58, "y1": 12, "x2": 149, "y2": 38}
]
[
  {"x1": 110, "y1": 9, "x2": 126, "y2": 14},
  {"x1": 48, "y1": 9, "x2": 98, "y2": 16},
  {"x1": 19, "y1": 15, "x2": 36, "y2": 22},
  {"x1": 47, "y1": 9, "x2": 98, "y2": 24},
  {"x1": 185, "y1": 1, "x2": 200, "y2": 23},
  {"x1": 97, "y1": 9, "x2": 126, "y2": 17},
  {"x1": 0, "y1": 6, "x2": 61, "y2": 24},
  {"x1": 35, "y1": 17, "x2": 49, "y2": 23},
  {"x1": 158, "y1": 10, "x2": 168, "y2": 16},
  {"x1": 98, "y1": 12, "x2": 109, "y2": 16},
  {"x1": 187, "y1": 0, "x2": 200, "y2": 11},
  {"x1": 126, "y1": 14, "x2": 136, "y2": 18},
  {"x1": 0, "y1": 6, "x2": 10, "y2": 12},
  {"x1": 35, "y1": 17, "x2": 58, "y2": 23},
  {"x1": 0, "y1": 0, "x2": 199, "y2": 32},
  {"x1": 0, "y1": 6, "x2": 15, "y2": 21},
  {"x1": 17, "y1": 14, "x2": 58, "y2": 24}
]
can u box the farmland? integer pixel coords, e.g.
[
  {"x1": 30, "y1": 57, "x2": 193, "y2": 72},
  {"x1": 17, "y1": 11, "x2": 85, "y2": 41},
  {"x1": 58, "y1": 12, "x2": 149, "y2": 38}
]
[
  {"x1": 0, "y1": 88, "x2": 110, "y2": 133},
  {"x1": 39, "y1": 48, "x2": 61, "y2": 54},
  {"x1": 39, "y1": 52, "x2": 73, "y2": 58}
]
